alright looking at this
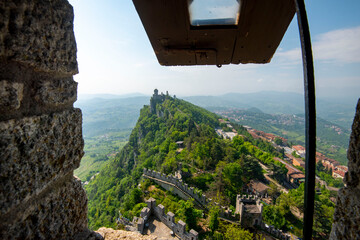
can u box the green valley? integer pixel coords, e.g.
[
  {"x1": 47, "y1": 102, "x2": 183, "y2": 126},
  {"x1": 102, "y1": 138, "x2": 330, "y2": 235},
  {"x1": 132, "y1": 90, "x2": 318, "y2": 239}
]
[{"x1": 74, "y1": 96, "x2": 149, "y2": 181}]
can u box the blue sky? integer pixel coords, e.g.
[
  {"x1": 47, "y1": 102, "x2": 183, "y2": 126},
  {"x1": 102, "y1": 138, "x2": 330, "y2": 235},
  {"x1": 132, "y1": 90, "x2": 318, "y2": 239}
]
[{"x1": 69, "y1": 0, "x2": 360, "y2": 100}]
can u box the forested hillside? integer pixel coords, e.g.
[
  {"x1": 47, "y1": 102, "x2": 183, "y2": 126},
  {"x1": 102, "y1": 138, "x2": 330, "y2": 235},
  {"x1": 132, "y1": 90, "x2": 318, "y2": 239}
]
[{"x1": 85, "y1": 93, "x2": 285, "y2": 230}]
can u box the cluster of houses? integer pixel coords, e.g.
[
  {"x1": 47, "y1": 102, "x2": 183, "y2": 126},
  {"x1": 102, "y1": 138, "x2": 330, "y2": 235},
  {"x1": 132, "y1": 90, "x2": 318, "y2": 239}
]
[
  {"x1": 216, "y1": 120, "x2": 348, "y2": 187},
  {"x1": 244, "y1": 124, "x2": 349, "y2": 181},
  {"x1": 315, "y1": 152, "x2": 348, "y2": 179},
  {"x1": 274, "y1": 157, "x2": 305, "y2": 188},
  {"x1": 291, "y1": 144, "x2": 348, "y2": 179},
  {"x1": 243, "y1": 126, "x2": 288, "y2": 146}
]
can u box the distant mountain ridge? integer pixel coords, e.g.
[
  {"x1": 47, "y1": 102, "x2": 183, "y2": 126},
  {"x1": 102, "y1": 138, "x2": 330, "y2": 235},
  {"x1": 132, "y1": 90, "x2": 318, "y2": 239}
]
[
  {"x1": 78, "y1": 92, "x2": 148, "y2": 101},
  {"x1": 183, "y1": 91, "x2": 357, "y2": 129},
  {"x1": 75, "y1": 96, "x2": 149, "y2": 137}
]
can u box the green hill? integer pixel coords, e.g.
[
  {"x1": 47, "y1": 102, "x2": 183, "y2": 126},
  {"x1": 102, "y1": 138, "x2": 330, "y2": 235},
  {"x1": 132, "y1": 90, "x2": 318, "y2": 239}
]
[{"x1": 85, "y1": 92, "x2": 283, "y2": 230}]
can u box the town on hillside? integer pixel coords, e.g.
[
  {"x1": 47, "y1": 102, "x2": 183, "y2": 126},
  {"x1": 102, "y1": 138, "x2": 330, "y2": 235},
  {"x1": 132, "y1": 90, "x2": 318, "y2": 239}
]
[{"x1": 216, "y1": 119, "x2": 348, "y2": 188}]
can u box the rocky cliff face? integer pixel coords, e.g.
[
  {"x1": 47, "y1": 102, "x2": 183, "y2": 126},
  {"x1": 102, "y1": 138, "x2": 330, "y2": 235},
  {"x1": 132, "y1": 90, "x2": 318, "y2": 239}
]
[
  {"x1": 330, "y1": 99, "x2": 360, "y2": 240},
  {"x1": 0, "y1": 0, "x2": 90, "y2": 239}
]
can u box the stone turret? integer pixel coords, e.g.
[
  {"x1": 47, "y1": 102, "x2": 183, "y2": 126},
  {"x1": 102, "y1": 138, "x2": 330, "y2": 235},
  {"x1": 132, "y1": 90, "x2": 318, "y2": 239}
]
[{"x1": 150, "y1": 89, "x2": 167, "y2": 114}]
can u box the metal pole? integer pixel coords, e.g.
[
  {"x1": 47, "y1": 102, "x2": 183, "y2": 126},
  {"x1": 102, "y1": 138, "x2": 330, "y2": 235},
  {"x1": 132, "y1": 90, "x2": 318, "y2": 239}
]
[{"x1": 294, "y1": 0, "x2": 316, "y2": 239}]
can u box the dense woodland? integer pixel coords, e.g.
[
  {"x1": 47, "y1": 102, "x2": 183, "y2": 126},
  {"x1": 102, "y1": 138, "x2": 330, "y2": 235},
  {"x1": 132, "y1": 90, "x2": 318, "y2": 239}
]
[{"x1": 84, "y1": 95, "x2": 338, "y2": 239}]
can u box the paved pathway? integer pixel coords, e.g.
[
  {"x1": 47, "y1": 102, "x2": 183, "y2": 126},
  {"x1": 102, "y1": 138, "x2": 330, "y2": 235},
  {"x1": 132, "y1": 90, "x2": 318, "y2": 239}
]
[{"x1": 145, "y1": 216, "x2": 180, "y2": 240}]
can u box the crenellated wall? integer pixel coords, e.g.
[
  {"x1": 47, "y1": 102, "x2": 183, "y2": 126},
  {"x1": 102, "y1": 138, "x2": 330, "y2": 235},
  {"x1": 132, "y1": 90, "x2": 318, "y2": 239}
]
[
  {"x1": 136, "y1": 198, "x2": 199, "y2": 240},
  {"x1": 144, "y1": 168, "x2": 292, "y2": 239},
  {"x1": 144, "y1": 168, "x2": 241, "y2": 221},
  {"x1": 0, "y1": 1, "x2": 97, "y2": 239}
]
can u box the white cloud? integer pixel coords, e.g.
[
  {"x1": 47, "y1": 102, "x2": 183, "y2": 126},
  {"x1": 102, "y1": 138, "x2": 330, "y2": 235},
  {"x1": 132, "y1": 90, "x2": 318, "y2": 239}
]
[
  {"x1": 276, "y1": 26, "x2": 360, "y2": 64},
  {"x1": 276, "y1": 48, "x2": 302, "y2": 65},
  {"x1": 313, "y1": 26, "x2": 360, "y2": 63}
]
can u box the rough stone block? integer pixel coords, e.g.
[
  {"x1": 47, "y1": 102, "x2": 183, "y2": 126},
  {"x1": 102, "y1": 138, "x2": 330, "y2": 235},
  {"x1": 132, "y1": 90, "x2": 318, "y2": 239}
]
[
  {"x1": 0, "y1": 80, "x2": 23, "y2": 110},
  {"x1": 0, "y1": 108, "x2": 84, "y2": 215},
  {"x1": 0, "y1": 0, "x2": 78, "y2": 75},
  {"x1": 330, "y1": 99, "x2": 360, "y2": 239},
  {"x1": 0, "y1": 175, "x2": 88, "y2": 239},
  {"x1": 345, "y1": 99, "x2": 360, "y2": 188},
  {"x1": 330, "y1": 188, "x2": 360, "y2": 240},
  {"x1": 0, "y1": 61, "x2": 78, "y2": 121},
  {"x1": 35, "y1": 77, "x2": 77, "y2": 107}
]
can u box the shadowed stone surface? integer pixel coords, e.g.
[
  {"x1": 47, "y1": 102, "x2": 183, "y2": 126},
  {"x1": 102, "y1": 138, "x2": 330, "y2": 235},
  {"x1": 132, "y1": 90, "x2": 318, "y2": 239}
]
[
  {"x1": 0, "y1": 61, "x2": 78, "y2": 121},
  {"x1": 0, "y1": 0, "x2": 78, "y2": 75},
  {"x1": 330, "y1": 99, "x2": 360, "y2": 240},
  {"x1": 35, "y1": 77, "x2": 77, "y2": 107},
  {"x1": 0, "y1": 0, "x2": 93, "y2": 239},
  {"x1": 0, "y1": 108, "x2": 84, "y2": 215},
  {"x1": 0, "y1": 175, "x2": 88, "y2": 239},
  {"x1": 0, "y1": 80, "x2": 23, "y2": 110}
]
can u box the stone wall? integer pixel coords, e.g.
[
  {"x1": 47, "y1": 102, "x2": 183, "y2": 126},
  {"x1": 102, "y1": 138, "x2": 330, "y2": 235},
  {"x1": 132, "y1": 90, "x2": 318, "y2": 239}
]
[
  {"x1": 0, "y1": 0, "x2": 93, "y2": 239},
  {"x1": 330, "y1": 99, "x2": 360, "y2": 240},
  {"x1": 144, "y1": 168, "x2": 239, "y2": 221},
  {"x1": 137, "y1": 198, "x2": 199, "y2": 240},
  {"x1": 144, "y1": 169, "x2": 293, "y2": 238}
]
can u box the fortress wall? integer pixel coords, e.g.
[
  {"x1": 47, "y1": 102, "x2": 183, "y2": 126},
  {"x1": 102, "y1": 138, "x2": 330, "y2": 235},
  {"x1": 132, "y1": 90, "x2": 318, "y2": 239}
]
[
  {"x1": 0, "y1": 1, "x2": 91, "y2": 239},
  {"x1": 143, "y1": 169, "x2": 230, "y2": 212},
  {"x1": 142, "y1": 199, "x2": 198, "y2": 240}
]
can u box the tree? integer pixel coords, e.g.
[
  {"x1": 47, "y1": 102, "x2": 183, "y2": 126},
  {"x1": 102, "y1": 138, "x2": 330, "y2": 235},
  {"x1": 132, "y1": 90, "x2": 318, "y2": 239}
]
[
  {"x1": 176, "y1": 200, "x2": 202, "y2": 231},
  {"x1": 241, "y1": 156, "x2": 264, "y2": 182},
  {"x1": 274, "y1": 137, "x2": 283, "y2": 146},
  {"x1": 262, "y1": 205, "x2": 286, "y2": 229},
  {"x1": 313, "y1": 200, "x2": 332, "y2": 238},
  {"x1": 316, "y1": 161, "x2": 325, "y2": 172},
  {"x1": 224, "y1": 225, "x2": 253, "y2": 240},
  {"x1": 222, "y1": 162, "x2": 243, "y2": 198},
  {"x1": 268, "y1": 182, "x2": 281, "y2": 201},
  {"x1": 291, "y1": 151, "x2": 301, "y2": 158},
  {"x1": 208, "y1": 207, "x2": 220, "y2": 232},
  {"x1": 270, "y1": 162, "x2": 288, "y2": 182}
]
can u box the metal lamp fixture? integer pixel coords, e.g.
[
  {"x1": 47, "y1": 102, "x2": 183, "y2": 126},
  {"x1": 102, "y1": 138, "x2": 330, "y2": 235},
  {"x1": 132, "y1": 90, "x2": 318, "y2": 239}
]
[{"x1": 132, "y1": 0, "x2": 316, "y2": 239}]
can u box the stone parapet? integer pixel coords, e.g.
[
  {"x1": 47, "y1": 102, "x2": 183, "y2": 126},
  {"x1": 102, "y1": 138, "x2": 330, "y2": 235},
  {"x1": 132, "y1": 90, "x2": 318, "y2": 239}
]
[
  {"x1": 137, "y1": 198, "x2": 198, "y2": 240},
  {"x1": 0, "y1": 108, "x2": 84, "y2": 215},
  {"x1": 0, "y1": 61, "x2": 78, "y2": 122},
  {"x1": 0, "y1": 0, "x2": 78, "y2": 75},
  {"x1": 143, "y1": 168, "x2": 238, "y2": 222},
  {"x1": 0, "y1": 174, "x2": 88, "y2": 239},
  {"x1": 0, "y1": 0, "x2": 92, "y2": 239}
]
